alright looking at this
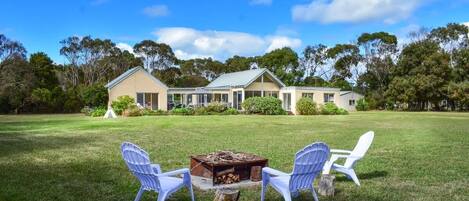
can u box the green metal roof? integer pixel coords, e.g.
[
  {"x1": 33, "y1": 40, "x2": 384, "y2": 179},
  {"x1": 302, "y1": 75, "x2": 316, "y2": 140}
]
[{"x1": 206, "y1": 68, "x2": 286, "y2": 88}]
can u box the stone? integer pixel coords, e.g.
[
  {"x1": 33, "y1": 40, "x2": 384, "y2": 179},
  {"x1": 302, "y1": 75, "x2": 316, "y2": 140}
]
[
  {"x1": 318, "y1": 174, "x2": 335, "y2": 196},
  {"x1": 213, "y1": 189, "x2": 240, "y2": 201}
]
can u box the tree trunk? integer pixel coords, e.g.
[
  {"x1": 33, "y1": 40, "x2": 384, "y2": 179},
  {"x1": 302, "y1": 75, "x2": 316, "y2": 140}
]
[{"x1": 213, "y1": 189, "x2": 240, "y2": 201}]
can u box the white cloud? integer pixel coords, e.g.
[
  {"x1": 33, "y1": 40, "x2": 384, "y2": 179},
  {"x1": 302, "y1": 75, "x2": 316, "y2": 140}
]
[
  {"x1": 153, "y1": 27, "x2": 302, "y2": 60},
  {"x1": 292, "y1": 0, "x2": 422, "y2": 24},
  {"x1": 116, "y1": 42, "x2": 134, "y2": 54},
  {"x1": 266, "y1": 36, "x2": 302, "y2": 52},
  {"x1": 143, "y1": 5, "x2": 169, "y2": 17},
  {"x1": 464, "y1": 22, "x2": 469, "y2": 27},
  {"x1": 250, "y1": 0, "x2": 272, "y2": 6}
]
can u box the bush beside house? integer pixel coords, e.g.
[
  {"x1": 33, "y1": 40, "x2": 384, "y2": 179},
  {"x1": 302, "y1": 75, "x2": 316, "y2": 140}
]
[
  {"x1": 356, "y1": 98, "x2": 370, "y2": 111},
  {"x1": 296, "y1": 97, "x2": 318, "y2": 115},
  {"x1": 320, "y1": 102, "x2": 348, "y2": 115},
  {"x1": 242, "y1": 97, "x2": 286, "y2": 115}
]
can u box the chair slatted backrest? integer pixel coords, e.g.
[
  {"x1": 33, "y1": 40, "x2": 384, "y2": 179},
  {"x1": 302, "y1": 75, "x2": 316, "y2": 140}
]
[
  {"x1": 290, "y1": 142, "x2": 330, "y2": 192},
  {"x1": 121, "y1": 142, "x2": 161, "y2": 191},
  {"x1": 344, "y1": 131, "x2": 374, "y2": 168}
]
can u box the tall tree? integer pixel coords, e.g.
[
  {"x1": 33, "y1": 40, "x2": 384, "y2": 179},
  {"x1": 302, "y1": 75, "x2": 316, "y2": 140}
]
[
  {"x1": 326, "y1": 44, "x2": 361, "y2": 81},
  {"x1": 0, "y1": 34, "x2": 27, "y2": 62},
  {"x1": 0, "y1": 57, "x2": 35, "y2": 113},
  {"x1": 153, "y1": 67, "x2": 182, "y2": 87},
  {"x1": 257, "y1": 47, "x2": 303, "y2": 85},
  {"x1": 386, "y1": 40, "x2": 451, "y2": 110},
  {"x1": 357, "y1": 32, "x2": 398, "y2": 108},
  {"x1": 133, "y1": 40, "x2": 176, "y2": 72},
  {"x1": 180, "y1": 58, "x2": 226, "y2": 81},
  {"x1": 300, "y1": 44, "x2": 328, "y2": 78},
  {"x1": 29, "y1": 52, "x2": 59, "y2": 89},
  {"x1": 225, "y1": 55, "x2": 253, "y2": 72}
]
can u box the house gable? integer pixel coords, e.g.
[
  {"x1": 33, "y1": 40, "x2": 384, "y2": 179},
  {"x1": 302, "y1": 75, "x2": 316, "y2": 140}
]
[{"x1": 105, "y1": 67, "x2": 168, "y2": 90}]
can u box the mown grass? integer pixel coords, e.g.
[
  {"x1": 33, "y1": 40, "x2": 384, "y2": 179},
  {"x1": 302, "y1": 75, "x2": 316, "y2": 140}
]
[{"x1": 0, "y1": 112, "x2": 468, "y2": 201}]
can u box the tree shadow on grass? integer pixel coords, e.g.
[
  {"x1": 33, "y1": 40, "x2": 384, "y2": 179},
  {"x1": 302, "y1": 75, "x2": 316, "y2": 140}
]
[
  {"x1": 335, "y1": 170, "x2": 389, "y2": 182},
  {"x1": 0, "y1": 133, "x2": 94, "y2": 158}
]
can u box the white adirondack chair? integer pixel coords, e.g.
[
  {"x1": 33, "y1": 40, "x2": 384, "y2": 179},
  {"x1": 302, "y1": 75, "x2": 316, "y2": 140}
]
[{"x1": 322, "y1": 131, "x2": 374, "y2": 186}]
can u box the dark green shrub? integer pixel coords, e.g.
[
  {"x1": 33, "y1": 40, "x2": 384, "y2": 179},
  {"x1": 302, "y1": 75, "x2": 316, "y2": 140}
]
[
  {"x1": 111, "y1": 95, "x2": 135, "y2": 115},
  {"x1": 355, "y1": 98, "x2": 370, "y2": 111},
  {"x1": 223, "y1": 108, "x2": 239, "y2": 115},
  {"x1": 206, "y1": 102, "x2": 227, "y2": 113},
  {"x1": 81, "y1": 84, "x2": 108, "y2": 108},
  {"x1": 242, "y1": 97, "x2": 286, "y2": 115},
  {"x1": 91, "y1": 107, "x2": 106, "y2": 117},
  {"x1": 296, "y1": 97, "x2": 318, "y2": 115},
  {"x1": 170, "y1": 107, "x2": 193, "y2": 115},
  {"x1": 142, "y1": 109, "x2": 167, "y2": 116},
  {"x1": 193, "y1": 107, "x2": 209, "y2": 115},
  {"x1": 320, "y1": 102, "x2": 348, "y2": 115},
  {"x1": 336, "y1": 108, "x2": 349, "y2": 115},
  {"x1": 123, "y1": 105, "x2": 142, "y2": 117},
  {"x1": 80, "y1": 106, "x2": 94, "y2": 116}
]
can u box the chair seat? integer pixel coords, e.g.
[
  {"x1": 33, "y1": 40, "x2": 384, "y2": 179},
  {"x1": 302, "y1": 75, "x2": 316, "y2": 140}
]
[
  {"x1": 158, "y1": 176, "x2": 184, "y2": 192},
  {"x1": 270, "y1": 176, "x2": 291, "y2": 194}
]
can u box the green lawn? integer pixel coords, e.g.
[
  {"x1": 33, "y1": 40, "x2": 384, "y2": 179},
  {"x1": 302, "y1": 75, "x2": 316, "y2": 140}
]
[{"x1": 0, "y1": 112, "x2": 468, "y2": 201}]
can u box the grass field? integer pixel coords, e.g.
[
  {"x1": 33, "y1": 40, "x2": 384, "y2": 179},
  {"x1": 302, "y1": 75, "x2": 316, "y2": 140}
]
[{"x1": 0, "y1": 112, "x2": 468, "y2": 201}]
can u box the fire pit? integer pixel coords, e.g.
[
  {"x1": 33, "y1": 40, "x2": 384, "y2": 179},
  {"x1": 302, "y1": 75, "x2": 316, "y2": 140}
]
[{"x1": 190, "y1": 151, "x2": 268, "y2": 185}]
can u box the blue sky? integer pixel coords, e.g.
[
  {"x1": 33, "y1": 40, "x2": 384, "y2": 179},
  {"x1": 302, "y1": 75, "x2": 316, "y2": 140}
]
[{"x1": 1, "y1": 0, "x2": 468, "y2": 63}]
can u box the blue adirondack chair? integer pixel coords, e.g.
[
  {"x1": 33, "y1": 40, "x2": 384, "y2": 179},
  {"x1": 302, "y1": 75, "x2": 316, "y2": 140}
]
[
  {"x1": 121, "y1": 142, "x2": 195, "y2": 201},
  {"x1": 261, "y1": 142, "x2": 330, "y2": 201}
]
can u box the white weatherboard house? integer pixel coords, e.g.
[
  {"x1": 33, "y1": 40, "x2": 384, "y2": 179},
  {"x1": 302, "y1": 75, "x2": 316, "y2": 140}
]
[{"x1": 105, "y1": 67, "x2": 362, "y2": 114}]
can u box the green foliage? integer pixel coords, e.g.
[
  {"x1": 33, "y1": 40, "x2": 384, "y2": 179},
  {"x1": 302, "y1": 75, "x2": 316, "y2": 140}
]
[
  {"x1": 448, "y1": 81, "x2": 469, "y2": 110},
  {"x1": 223, "y1": 108, "x2": 239, "y2": 115},
  {"x1": 206, "y1": 102, "x2": 227, "y2": 113},
  {"x1": 142, "y1": 109, "x2": 167, "y2": 116},
  {"x1": 355, "y1": 98, "x2": 370, "y2": 111},
  {"x1": 242, "y1": 97, "x2": 286, "y2": 115},
  {"x1": 133, "y1": 40, "x2": 176, "y2": 71},
  {"x1": 63, "y1": 88, "x2": 83, "y2": 113},
  {"x1": 170, "y1": 107, "x2": 194, "y2": 115},
  {"x1": 81, "y1": 84, "x2": 108, "y2": 108},
  {"x1": 111, "y1": 95, "x2": 135, "y2": 115},
  {"x1": 193, "y1": 107, "x2": 209, "y2": 115},
  {"x1": 90, "y1": 107, "x2": 106, "y2": 117},
  {"x1": 29, "y1": 52, "x2": 59, "y2": 89},
  {"x1": 80, "y1": 106, "x2": 94, "y2": 116},
  {"x1": 123, "y1": 105, "x2": 142, "y2": 117},
  {"x1": 257, "y1": 47, "x2": 303, "y2": 85},
  {"x1": 386, "y1": 39, "x2": 451, "y2": 110},
  {"x1": 320, "y1": 102, "x2": 348, "y2": 115},
  {"x1": 296, "y1": 98, "x2": 318, "y2": 115}
]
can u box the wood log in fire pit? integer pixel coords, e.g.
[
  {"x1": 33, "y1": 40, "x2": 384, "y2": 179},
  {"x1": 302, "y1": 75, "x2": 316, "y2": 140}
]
[{"x1": 191, "y1": 151, "x2": 268, "y2": 185}]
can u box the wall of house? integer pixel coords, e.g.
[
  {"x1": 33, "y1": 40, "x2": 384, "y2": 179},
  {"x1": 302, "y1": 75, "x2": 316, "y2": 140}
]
[
  {"x1": 244, "y1": 81, "x2": 281, "y2": 91},
  {"x1": 279, "y1": 88, "x2": 341, "y2": 114},
  {"x1": 108, "y1": 70, "x2": 168, "y2": 111},
  {"x1": 337, "y1": 92, "x2": 364, "y2": 111}
]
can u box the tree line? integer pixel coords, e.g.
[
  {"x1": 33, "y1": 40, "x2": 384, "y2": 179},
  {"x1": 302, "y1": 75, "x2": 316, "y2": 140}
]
[{"x1": 0, "y1": 23, "x2": 468, "y2": 114}]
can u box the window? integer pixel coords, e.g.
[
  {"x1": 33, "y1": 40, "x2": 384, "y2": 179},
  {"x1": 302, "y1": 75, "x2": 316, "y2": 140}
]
[
  {"x1": 302, "y1": 93, "x2": 314, "y2": 99},
  {"x1": 283, "y1": 93, "x2": 291, "y2": 111},
  {"x1": 187, "y1": 94, "x2": 193, "y2": 104},
  {"x1": 245, "y1": 91, "x2": 262, "y2": 99},
  {"x1": 324, "y1": 93, "x2": 335, "y2": 103},
  {"x1": 222, "y1": 94, "x2": 228, "y2": 102},
  {"x1": 263, "y1": 91, "x2": 279, "y2": 98},
  {"x1": 137, "y1": 93, "x2": 158, "y2": 110},
  {"x1": 349, "y1": 99, "x2": 356, "y2": 106}
]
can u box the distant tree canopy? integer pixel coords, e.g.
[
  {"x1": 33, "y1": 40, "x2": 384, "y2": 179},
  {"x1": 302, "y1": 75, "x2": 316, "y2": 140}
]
[{"x1": 1, "y1": 23, "x2": 469, "y2": 114}]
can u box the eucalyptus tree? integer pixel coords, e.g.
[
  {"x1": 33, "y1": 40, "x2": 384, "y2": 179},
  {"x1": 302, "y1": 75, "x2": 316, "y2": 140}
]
[
  {"x1": 133, "y1": 40, "x2": 176, "y2": 72},
  {"x1": 356, "y1": 32, "x2": 398, "y2": 107}
]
